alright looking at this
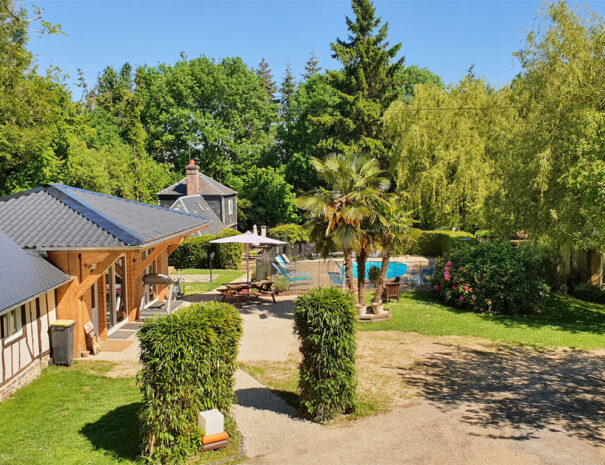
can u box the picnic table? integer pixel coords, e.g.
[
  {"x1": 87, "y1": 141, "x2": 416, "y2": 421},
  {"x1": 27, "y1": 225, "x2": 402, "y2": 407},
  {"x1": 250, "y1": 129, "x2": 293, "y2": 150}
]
[{"x1": 217, "y1": 280, "x2": 276, "y2": 307}]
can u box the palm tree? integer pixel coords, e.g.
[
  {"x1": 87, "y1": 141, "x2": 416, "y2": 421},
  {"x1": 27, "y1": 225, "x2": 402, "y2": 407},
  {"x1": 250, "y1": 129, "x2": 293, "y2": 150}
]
[
  {"x1": 372, "y1": 196, "x2": 414, "y2": 304},
  {"x1": 297, "y1": 153, "x2": 390, "y2": 298}
]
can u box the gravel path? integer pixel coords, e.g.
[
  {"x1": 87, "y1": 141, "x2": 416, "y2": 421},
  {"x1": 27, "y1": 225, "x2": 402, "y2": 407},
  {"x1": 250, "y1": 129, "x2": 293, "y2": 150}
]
[{"x1": 232, "y1": 369, "x2": 319, "y2": 458}]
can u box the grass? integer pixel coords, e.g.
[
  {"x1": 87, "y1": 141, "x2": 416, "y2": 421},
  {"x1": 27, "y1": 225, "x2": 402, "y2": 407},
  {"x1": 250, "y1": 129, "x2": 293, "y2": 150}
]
[
  {"x1": 173, "y1": 269, "x2": 247, "y2": 295},
  {"x1": 242, "y1": 360, "x2": 388, "y2": 422},
  {"x1": 362, "y1": 291, "x2": 605, "y2": 350},
  {"x1": 0, "y1": 362, "x2": 241, "y2": 465}
]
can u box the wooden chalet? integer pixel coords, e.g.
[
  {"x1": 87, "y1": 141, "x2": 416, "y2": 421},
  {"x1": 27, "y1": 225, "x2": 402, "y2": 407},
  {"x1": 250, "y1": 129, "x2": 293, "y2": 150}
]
[{"x1": 0, "y1": 184, "x2": 209, "y2": 365}]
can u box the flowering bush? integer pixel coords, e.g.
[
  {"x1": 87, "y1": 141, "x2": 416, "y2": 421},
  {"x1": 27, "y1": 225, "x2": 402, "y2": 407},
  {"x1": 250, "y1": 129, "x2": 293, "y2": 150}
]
[{"x1": 431, "y1": 241, "x2": 551, "y2": 316}]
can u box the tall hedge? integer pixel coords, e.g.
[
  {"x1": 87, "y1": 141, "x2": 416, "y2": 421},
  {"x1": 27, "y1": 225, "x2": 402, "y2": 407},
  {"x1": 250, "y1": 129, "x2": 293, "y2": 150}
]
[
  {"x1": 293, "y1": 287, "x2": 357, "y2": 422},
  {"x1": 406, "y1": 228, "x2": 475, "y2": 256},
  {"x1": 138, "y1": 302, "x2": 243, "y2": 464},
  {"x1": 169, "y1": 229, "x2": 243, "y2": 269}
]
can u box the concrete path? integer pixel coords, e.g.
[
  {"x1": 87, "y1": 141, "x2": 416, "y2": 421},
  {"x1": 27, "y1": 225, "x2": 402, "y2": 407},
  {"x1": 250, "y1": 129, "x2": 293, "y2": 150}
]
[
  {"x1": 245, "y1": 401, "x2": 604, "y2": 465},
  {"x1": 237, "y1": 296, "x2": 298, "y2": 362},
  {"x1": 233, "y1": 370, "x2": 319, "y2": 458}
]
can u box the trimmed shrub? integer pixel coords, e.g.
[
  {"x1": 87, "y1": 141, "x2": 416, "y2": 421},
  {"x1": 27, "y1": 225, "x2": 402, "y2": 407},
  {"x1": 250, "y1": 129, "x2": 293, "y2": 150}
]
[
  {"x1": 138, "y1": 302, "x2": 243, "y2": 464},
  {"x1": 268, "y1": 223, "x2": 309, "y2": 244},
  {"x1": 572, "y1": 282, "x2": 605, "y2": 304},
  {"x1": 169, "y1": 229, "x2": 244, "y2": 269},
  {"x1": 401, "y1": 228, "x2": 475, "y2": 256},
  {"x1": 293, "y1": 287, "x2": 357, "y2": 422},
  {"x1": 432, "y1": 241, "x2": 550, "y2": 316},
  {"x1": 412, "y1": 229, "x2": 475, "y2": 256},
  {"x1": 273, "y1": 276, "x2": 290, "y2": 292},
  {"x1": 214, "y1": 228, "x2": 244, "y2": 269}
]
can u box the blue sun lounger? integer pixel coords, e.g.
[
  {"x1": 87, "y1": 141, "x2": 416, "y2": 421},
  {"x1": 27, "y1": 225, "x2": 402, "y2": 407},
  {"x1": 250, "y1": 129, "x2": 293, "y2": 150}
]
[{"x1": 272, "y1": 262, "x2": 312, "y2": 282}]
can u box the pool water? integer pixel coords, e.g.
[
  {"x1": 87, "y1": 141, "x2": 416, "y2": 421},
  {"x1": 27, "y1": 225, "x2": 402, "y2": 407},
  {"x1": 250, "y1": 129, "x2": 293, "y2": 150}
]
[{"x1": 350, "y1": 261, "x2": 408, "y2": 280}]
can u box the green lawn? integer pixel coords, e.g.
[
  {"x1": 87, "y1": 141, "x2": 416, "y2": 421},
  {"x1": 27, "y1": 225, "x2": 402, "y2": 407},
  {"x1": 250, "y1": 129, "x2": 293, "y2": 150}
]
[
  {"x1": 0, "y1": 362, "x2": 240, "y2": 465},
  {"x1": 363, "y1": 291, "x2": 605, "y2": 350},
  {"x1": 174, "y1": 269, "x2": 247, "y2": 295}
]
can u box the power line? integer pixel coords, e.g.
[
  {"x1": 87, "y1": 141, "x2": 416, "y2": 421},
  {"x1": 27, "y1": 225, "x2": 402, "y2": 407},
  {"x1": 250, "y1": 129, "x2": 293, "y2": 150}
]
[{"x1": 274, "y1": 105, "x2": 529, "y2": 113}]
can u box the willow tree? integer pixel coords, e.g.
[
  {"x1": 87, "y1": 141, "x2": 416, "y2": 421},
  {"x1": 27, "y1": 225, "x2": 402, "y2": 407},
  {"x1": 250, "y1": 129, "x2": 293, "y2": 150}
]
[
  {"x1": 385, "y1": 75, "x2": 515, "y2": 231},
  {"x1": 296, "y1": 153, "x2": 389, "y2": 298},
  {"x1": 492, "y1": 1, "x2": 605, "y2": 252}
]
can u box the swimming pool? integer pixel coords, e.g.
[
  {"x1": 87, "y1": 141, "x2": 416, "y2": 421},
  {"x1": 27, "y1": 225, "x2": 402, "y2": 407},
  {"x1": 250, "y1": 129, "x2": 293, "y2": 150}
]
[{"x1": 349, "y1": 261, "x2": 408, "y2": 280}]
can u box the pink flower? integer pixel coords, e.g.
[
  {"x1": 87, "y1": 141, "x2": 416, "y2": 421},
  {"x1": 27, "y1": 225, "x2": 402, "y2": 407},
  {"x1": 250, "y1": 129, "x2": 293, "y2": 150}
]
[
  {"x1": 446, "y1": 261, "x2": 452, "y2": 266},
  {"x1": 444, "y1": 273, "x2": 451, "y2": 281},
  {"x1": 444, "y1": 266, "x2": 450, "y2": 272},
  {"x1": 434, "y1": 285, "x2": 439, "y2": 291},
  {"x1": 459, "y1": 296, "x2": 465, "y2": 302},
  {"x1": 452, "y1": 285, "x2": 457, "y2": 290},
  {"x1": 463, "y1": 286, "x2": 469, "y2": 291}
]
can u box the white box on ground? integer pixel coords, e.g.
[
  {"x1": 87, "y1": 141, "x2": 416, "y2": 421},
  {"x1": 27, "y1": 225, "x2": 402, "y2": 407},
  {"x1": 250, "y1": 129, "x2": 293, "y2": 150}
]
[{"x1": 198, "y1": 409, "x2": 224, "y2": 435}]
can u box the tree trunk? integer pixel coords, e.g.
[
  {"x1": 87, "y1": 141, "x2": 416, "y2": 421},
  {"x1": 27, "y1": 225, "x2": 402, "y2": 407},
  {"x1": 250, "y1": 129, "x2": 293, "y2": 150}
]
[
  {"x1": 357, "y1": 248, "x2": 368, "y2": 305},
  {"x1": 373, "y1": 235, "x2": 392, "y2": 304},
  {"x1": 343, "y1": 248, "x2": 356, "y2": 299}
]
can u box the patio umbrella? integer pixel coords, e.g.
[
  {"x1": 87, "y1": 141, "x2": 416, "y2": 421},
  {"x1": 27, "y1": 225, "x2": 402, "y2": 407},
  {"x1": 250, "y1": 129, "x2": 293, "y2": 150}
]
[{"x1": 210, "y1": 225, "x2": 286, "y2": 283}]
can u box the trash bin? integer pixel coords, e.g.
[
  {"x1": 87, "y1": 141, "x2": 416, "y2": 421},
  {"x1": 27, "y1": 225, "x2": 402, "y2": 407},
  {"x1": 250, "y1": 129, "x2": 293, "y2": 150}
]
[{"x1": 49, "y1": 320, "x2": 76, "y2": 366}]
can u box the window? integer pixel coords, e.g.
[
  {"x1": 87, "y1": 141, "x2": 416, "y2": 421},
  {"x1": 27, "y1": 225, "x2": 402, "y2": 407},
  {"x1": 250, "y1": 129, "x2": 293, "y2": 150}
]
[
  {"x1": 228, "y1": 198, "x2": 234, "y2": 215},
  {"x1": 4, "y1": 306, "x2": 23, "y2": 341}
]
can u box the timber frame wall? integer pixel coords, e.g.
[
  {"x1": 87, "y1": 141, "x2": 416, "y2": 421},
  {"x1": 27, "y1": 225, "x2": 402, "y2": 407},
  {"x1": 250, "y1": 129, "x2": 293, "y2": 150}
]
[
  {"x1": 0, "y1": 290, "x2": 58, "y2": 401},
  {"x1": 46, "y1": 231, "x2": 194, "y2": 354}
]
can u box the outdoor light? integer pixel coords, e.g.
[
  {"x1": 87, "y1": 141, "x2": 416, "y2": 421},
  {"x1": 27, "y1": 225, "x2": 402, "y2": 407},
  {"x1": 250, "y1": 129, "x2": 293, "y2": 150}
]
[{"x1": 208, "y1": 251, "x2": 216, "y2": 282}]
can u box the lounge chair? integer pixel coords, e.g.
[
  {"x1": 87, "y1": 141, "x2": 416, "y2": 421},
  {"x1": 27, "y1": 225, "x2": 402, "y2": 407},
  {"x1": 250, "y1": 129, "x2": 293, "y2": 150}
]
[
  {"x1": 275, "y1": 254, "x2": 296, "y2": 271},
  {"x1": 328, "y1": 271, "x2": 346, "y2": 289},
  {"x1": 272, "y1": 262, "x2": 312, "y2": 282}
]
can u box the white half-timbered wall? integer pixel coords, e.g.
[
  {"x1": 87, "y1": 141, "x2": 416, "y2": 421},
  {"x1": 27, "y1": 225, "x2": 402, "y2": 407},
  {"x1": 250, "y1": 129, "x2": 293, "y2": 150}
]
[{"x1": 0, "y1": 290, "x2": 57, "y2": 400}]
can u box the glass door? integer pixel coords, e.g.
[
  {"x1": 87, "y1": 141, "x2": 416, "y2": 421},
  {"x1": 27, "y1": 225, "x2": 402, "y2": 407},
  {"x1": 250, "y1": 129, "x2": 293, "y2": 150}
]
[{"x1": 105, "y1": 256, "x2": 128, "y2": 331}]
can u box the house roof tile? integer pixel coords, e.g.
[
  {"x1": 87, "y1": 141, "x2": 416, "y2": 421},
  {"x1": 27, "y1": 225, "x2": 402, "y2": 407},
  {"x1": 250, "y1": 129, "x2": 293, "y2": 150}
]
[
  {"x1": 0, "y1": 184, "x2": 208, "y2": 249},
  {"x1": 0, "y1": 230, "x2": 71, "y2": 314}
]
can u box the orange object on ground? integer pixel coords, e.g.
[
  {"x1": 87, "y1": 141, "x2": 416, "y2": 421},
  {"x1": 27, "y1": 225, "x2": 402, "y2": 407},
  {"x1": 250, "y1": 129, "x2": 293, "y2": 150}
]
[
  {"x1": 203, "y1": 439, "x2": 227, "y2": 451},
  {"x1": 202, "y1": 431, "x2": 229, "y2": 445}
]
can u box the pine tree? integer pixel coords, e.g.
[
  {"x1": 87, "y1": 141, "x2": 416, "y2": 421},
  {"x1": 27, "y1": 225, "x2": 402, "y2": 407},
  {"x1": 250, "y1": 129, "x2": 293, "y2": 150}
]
[
  {"x1": 302, "y1": 50, "x2": 321, "y2": 79},
  {"x1": 280, "y1": 62, "x2": 296, "y2": 110},
  {"x1": 256, "y1": 57, "x2": 277, "y2": 100},
  {"x1": 319, "y1": 0, "x2": 405, "y2": 171}
]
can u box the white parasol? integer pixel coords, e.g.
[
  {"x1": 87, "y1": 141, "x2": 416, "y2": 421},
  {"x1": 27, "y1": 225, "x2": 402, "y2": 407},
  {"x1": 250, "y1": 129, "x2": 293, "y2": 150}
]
[{"x1": 210, "y1": 225, "x2": 286, "y2": 283}]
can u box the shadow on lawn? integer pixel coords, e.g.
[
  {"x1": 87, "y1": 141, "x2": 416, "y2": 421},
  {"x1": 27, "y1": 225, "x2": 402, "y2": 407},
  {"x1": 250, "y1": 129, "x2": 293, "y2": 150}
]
[
  {"x1": 403, "y1": 291, "x2": 605, "y2": 335},
  {"x1": 397, "y1": 344, "x2": 605, "y2": 445},
  {"x1": 80, "y1": 402, "x2": 142, "y2": 461}
]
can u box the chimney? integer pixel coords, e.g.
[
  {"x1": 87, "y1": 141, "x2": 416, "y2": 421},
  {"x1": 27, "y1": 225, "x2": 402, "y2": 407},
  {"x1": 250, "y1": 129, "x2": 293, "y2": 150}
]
[{"x1": 185, "y1": 159, "x2": 200, "y2": 196}]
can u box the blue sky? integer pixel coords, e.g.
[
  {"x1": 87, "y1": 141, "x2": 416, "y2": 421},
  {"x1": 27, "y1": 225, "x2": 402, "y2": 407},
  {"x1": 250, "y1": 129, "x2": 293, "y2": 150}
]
[{"x1": 29, "y1": 0, "x2": 605, "y2": 96}]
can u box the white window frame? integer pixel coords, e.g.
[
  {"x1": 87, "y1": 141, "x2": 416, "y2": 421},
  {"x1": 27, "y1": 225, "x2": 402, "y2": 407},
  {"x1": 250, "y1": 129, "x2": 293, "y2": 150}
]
[
  {"x1": 228, "y1": 198, "x2": 234, "y2": 215},
  {"x1": 4, "y1": 305, "x2": 24, "y2": 342}
]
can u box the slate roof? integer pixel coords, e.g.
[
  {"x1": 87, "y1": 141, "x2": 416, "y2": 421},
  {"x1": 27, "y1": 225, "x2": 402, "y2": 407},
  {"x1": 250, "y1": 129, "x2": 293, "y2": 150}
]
[
  {"x1": 0, "y1": 230, "x2": 71, "y2": 314},
  {"x1": 158, "y1": 173, "x2": 237, "y2": 197},
  {"x1": 170, "y1": 195, "x2": 225, "y2": 235},
  {"x1": 0, "y1": 184, "x2": 209, "y2": 249}
]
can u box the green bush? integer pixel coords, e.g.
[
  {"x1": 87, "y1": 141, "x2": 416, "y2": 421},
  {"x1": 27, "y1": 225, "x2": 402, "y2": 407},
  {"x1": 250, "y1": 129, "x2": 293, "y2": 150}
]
[
  {"x1": 368, "y1": 266, "x2": 381, "y2": 287},
  {"x1": 268, "y1": 224, "x2": 309, "y2": 244},
  {"x1": 572, "y1": 282, "x2": 605, "y2": 304},
  {"x1": 214, "y1": 228, "x2": 244, "y2": 269},
  {"x1": 432, "y1": 241, "x2": 550, "y2": 316},
  {"x1": 138, "y1": 302, "x2": 243, "y2": 464},
  {"x1": 293, "y1": 287, "x2": 357, "y2": 422},
  {"x1": 273, "y1": 276, "x2": 291, "y2": 292},
  {"x1": 411, "y1": 229, "x2": 475, "y2": 256},
  {"x1": 169, "y1": 229, "x2": 243, "y2": 269}
]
